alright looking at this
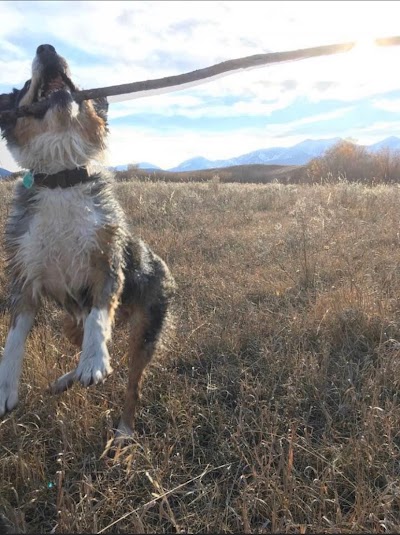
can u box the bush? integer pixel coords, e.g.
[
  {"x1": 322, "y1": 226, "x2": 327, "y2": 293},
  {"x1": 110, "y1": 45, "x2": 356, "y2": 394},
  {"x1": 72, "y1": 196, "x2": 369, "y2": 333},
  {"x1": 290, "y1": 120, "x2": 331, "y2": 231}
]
[{"x1": 306, "y1": 139, "x2": 400, "y2": 184}]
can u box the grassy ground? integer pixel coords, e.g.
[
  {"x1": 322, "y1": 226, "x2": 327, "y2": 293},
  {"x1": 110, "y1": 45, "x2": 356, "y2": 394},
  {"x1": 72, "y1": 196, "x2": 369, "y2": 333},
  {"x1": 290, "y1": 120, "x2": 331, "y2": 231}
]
[
  {"x1": 113, "y1": 163, "x2": 305, "y2": 184},
  {"x1": 0, "y1": 179, "x2": 400, "y2": 533}
]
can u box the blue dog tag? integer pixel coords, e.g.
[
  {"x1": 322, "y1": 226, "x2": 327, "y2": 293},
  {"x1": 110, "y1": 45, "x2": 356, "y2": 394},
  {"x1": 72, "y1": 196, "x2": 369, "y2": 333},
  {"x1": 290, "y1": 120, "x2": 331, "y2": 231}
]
[{"x1": 22, "y1": 172, "x2": 34, "y2": 189}]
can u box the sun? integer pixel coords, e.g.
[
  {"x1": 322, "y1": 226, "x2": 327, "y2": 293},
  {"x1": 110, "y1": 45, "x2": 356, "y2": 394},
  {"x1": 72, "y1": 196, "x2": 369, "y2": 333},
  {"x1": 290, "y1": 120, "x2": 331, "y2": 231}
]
[
  {"x1": 333, "y1": 34, "x2": 400, "y2": 92},
  {"x1": 350, "y1": 37, "x2": 383, "y2": 63}
]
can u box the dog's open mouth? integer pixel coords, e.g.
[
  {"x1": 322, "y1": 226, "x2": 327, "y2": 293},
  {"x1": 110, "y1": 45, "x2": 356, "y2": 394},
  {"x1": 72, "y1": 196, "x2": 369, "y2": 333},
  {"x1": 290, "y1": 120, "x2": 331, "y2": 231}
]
[{"x1": 36, "y1": 71, "x2": 76, "y2": 103}]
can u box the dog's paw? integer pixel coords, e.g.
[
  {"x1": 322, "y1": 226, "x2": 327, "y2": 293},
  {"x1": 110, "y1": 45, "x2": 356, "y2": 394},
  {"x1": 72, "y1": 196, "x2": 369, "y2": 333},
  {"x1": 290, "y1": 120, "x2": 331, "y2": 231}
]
[
  {"x1": 48, "y1": 369, "x2": 76, "y2": 395},
  {"x1": 0, "y1": 381, "x2": 18, "y2": 417},
  {"x1": 76, "y1": 357, "x2": 113, "y2": 387},
  {"x1": 114, "y1": 419, "x2": 134, "y2": 444},
  {"x1": 104, "y1": 420, "x2": 135, "y2": 457}
]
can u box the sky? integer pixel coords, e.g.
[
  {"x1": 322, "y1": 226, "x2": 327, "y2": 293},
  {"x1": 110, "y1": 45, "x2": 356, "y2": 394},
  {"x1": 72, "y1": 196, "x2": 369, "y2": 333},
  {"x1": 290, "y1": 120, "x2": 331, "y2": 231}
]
[{"x1": 1, "y1": 0, "x2": 400, "y2": 171}]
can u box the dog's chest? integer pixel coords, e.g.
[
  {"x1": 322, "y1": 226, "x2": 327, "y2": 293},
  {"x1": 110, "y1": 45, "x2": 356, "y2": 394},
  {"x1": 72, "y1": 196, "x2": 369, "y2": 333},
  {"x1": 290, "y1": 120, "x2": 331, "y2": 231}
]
[{"x1": 16, "y1": 186, "x2": 104, "y2": 301}]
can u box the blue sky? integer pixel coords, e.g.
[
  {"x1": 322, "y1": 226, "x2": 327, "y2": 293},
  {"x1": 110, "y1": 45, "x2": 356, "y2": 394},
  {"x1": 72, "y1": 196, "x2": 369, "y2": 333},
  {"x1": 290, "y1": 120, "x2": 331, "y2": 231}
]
[{"x1": 1, "y1": 0, "x2": 400, "y2": 171}]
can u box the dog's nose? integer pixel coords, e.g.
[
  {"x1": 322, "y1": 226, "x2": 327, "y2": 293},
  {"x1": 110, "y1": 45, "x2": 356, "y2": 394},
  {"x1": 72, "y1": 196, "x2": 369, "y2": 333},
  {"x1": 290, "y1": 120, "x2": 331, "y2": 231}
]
[{"x1": 36, "y1": 44, "x2": 56, "y2": 56}]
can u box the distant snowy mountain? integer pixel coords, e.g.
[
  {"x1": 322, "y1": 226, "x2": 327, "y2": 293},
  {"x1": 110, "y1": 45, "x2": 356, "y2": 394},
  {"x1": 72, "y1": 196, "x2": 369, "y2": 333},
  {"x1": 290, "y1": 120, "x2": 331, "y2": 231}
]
[
  {"x1": 280, "y1": 138, "x2": 342, "y2": 164},
  {"x1": 112, "y1": 162, "x2": 162, "y2": 171},
  {"x1": 168, "y1": 156, "x2": 229, "y2": 172},
  {"x1": 113, "y1": 136, "x2": 400, "y2": 173},
  {"x1": 112, "y1": 164, "x2": 128, "y2": 171},
  {"x1": 0, "y1": 167, "x2": 10, "y2": 177},
  {"x1": 368, "y1": 136, "x2": 400, "y2": 153},
  {"x1": 168, "y1": 138, "x2": 342, "y2": 172},
  {"x1": 137, "y1": 162, "x2": 163, "y2": 170},
  {"x1": 234, "y1": 138, "x2": 342, "y2": 167}
]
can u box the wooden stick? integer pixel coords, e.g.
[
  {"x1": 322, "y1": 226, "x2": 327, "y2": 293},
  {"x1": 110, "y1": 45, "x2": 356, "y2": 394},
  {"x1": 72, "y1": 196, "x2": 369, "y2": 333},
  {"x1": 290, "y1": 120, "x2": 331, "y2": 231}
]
[
  {"x1": 74, "y1": 41, "x2": 356, "y2": 102},
  {"x1": 1, "y1": 35, "x2": 399, "y2": 122}
]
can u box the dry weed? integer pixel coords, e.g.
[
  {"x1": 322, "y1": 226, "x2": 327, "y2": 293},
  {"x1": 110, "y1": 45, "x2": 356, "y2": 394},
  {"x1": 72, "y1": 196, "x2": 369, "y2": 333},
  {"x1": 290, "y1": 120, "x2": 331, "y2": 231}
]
[{"x1": 0, "y1": 180, "x2": 399, "y2": 533}]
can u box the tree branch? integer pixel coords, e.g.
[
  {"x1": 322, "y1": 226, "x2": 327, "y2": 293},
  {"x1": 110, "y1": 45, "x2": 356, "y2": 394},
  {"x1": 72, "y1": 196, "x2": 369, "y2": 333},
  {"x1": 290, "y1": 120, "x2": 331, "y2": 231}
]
[
  {"x1": 75, "y1": 41, "x2": 356, "y2": 102},
  {"x1": 1, "y1": 36, "x2": 399, "y2": 122}
]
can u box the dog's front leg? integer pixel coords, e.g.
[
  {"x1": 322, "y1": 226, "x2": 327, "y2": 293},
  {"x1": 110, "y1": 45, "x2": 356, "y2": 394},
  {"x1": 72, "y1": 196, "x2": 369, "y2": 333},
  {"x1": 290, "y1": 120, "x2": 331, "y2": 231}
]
[
  {"x1": 49, "y1": 306, "x2": 115, "y2": 393},
  {"x1": 0, "y1": 302, "x2": 37, "y2": 417},
  {"x1": 72, "y1": 230, "x2": 124, "y2": 388},
  {"x1": 51, "y1": 232, "x2": 124, "y2": 393},
  {"x1": 75, "y1": 307, "x2": 114, "y2": 386}
]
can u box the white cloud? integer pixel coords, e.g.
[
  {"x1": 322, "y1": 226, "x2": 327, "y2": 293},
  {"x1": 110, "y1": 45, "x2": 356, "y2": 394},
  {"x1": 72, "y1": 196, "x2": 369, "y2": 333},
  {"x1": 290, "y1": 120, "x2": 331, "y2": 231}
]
[
  {"x1": 373, "y1": 98, "x2": 400, "y2": 114},
  {"x1": 106, "y1": 124, "x2": 290, "y2": 169},
  {"x1": 0, "y1": 3, "x2": 25, "y2": 39},
  {"x1": 263, "y1": 108, "x2": 354, "y2": 135},
  {"x1": 1, "y1": 0, "x2": 400, "y2": 170},
  {"x1": 105, "y1": 107, "x2": 354, "y2": 169},
  {"x1": 1, "y1": 111, "x2": 397, "y2": 174},
  {"x1": 101, "y1": 44, "x2": 400, "y2": 123},
  {"x1": 3, "y1": 1, "x2": 400, "y2": 102},
  {"x1": 3, "y1": 1, "x2": 400, "y2": 81}
]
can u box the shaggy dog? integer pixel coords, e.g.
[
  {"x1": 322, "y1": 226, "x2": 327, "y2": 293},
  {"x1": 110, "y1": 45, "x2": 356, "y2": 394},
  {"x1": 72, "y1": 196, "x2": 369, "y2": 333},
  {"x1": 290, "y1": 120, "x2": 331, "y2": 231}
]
[{"x1": 0, "y1": 44, "x2": 175, "y2": 443}]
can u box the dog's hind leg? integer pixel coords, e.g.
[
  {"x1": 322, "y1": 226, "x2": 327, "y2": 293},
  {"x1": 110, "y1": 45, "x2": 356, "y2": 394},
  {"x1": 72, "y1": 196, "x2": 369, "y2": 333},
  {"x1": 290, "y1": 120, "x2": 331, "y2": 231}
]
[
  {"x1": 0, "y1": 294, "x2": 37, "y2": 416},
  {"x1": 115, "y1": 305, "x2": 155, "y2": 440},
  {"x1": 115, "y1": 249, "x2": 175, "y2": 443},
  {"x1": 63, "y1": 314, "x2": 84, "y2": 348}
]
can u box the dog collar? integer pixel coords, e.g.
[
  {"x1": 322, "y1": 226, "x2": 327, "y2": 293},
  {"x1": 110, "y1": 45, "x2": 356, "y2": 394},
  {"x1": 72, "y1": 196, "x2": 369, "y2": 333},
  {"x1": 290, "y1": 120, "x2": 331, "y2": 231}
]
[{"x1": 24, "y1": 167, "x2": 96, "y2": 189}]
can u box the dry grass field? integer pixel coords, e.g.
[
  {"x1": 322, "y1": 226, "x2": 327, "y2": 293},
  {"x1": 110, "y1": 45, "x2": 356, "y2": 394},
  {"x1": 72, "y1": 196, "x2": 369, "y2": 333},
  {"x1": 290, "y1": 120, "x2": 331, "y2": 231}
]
[
  {"x1": 0, "y1": 177, "x2": 400, "y2": 533},
  {"x1": 114, "y1": 163, "x2": 305, "y2": 185}
]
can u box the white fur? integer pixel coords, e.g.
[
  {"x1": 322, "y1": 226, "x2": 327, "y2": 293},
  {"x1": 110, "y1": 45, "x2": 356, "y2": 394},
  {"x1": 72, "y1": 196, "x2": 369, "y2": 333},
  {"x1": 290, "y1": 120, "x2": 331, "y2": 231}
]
[
  {"x1": 12, "y1": 185, "x2": 106, "y2": 304},
  {"x1": 10, "y1": 126, "x2": 103, "y2": 175},
  {"x1": 0, "y1": 312, "x2": 35, "y2": 416},
  {"x1": 76, "y1": 308, "x2": 113, "y2": 386}
]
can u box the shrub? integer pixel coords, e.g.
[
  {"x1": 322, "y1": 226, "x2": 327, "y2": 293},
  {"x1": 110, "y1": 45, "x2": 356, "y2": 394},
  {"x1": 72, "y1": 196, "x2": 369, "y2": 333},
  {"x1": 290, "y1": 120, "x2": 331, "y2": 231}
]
[{"x1": 306, "y1": 139, "x2": 400, "y2": 184}]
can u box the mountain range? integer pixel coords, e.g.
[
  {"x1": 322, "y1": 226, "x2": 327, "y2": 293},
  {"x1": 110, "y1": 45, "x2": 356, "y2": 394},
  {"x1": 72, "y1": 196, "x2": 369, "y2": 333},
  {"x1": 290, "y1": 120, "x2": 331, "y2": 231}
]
[
  {"x1": 135, "y1": 136, "x2": 400, "y2": 172},
  {"x1": 2, "y1": 136, "x2": 400, "y2": 176}
]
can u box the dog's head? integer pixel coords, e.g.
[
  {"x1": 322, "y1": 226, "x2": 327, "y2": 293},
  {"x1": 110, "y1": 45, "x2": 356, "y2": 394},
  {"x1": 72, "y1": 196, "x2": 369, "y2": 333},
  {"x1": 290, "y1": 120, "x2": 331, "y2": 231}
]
[{"x1": 0, "y1": 44, "x2": 109, "y2": 174}]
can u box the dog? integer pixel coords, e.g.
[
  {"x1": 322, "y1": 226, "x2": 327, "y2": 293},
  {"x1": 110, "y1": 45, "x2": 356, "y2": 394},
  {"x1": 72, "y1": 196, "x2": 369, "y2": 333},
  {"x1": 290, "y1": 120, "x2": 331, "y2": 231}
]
[{"x1": 0, "y1": 44, "x2": 175, "y2": 444}]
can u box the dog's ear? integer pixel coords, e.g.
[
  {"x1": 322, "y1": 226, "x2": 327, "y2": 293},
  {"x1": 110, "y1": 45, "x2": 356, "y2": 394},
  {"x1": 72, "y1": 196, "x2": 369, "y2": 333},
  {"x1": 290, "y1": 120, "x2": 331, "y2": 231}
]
[
  {"x1": 93, "y1": 97, "x2": 108, "y2": 123},
  {"x1": 0, "y1": 92, "x2": 14, "y2": 112},
  {"x1": 0, "y1": 89, "x2": 19, "y2": 133},
  {"x1": 1, "y1": 81, "x2": 31, "y2": 110},
  {"x1": 0, "y1": 81, "x2": 31, "y2": 132},
  {"x1": 15, "y1": 80, "x2": 31, "y2": 107}
]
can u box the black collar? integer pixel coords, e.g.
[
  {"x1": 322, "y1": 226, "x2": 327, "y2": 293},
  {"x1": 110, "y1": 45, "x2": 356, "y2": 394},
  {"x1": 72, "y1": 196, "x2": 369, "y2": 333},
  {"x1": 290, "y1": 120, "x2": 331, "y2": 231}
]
[{"x1": 33, "y1": 167, "x2": 95, "y2": 189}]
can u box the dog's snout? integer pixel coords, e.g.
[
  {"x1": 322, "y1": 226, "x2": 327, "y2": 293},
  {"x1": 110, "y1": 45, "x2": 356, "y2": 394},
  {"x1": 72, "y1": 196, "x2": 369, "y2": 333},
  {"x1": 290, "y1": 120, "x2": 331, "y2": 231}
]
[
  {"x1": 36, "y1": 44, "x2": 56, "y2": 56},
  {"x1": 35, "y1": 44, "x2": 63, "y2": 73}
]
